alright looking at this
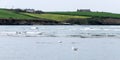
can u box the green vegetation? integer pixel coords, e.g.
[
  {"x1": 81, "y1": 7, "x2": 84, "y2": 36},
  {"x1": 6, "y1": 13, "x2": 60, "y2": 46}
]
[
  {"x1": 1, "y1": 8, "x2": 120, "y2": 20},
  {"x1": 0, "y1": 9, "x2": 36, "y2": 19},
  {"x1": 23, "y1": 13, "x2": 90, "y2": 21},
  {"x1": 47, "y1": 12, "x2": 120, "y2": 18},
  {"x1": 1, "y1": 9, "x2": 120, "y2": 25}
]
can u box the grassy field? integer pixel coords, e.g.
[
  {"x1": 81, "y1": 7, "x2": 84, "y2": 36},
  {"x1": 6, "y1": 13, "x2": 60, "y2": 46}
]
[
  {"x1": 1, "y1": 9, "x2": 120, "y2": 21},
  {"x1": 23, "y1": 13, "x2": 90, "y2": 21},
  {"x1": 47, "y1": 12, "x2": 120, "y2": 18},
  {"x1": 0, "y1": 9, "x2": 35, "y2": 19}
]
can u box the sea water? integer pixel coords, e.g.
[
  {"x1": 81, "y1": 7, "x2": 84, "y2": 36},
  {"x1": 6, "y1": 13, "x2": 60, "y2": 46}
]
[
  {"x1": 0, "y1": 25, "x2": 120, "y2": 60},
  {"x1": 1, "y1": 25, "x2": 120, "y2": 38}
]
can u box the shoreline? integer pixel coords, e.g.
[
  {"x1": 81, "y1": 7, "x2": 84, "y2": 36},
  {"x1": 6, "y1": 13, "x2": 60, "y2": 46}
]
[{"x1": 0, "y1": 18, "x2": 120, "y2": 25}]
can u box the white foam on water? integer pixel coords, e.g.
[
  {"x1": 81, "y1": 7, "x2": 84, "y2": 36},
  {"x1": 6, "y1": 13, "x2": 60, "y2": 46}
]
[{"x1": 0, "y1": 25, "x2": 119, "y2": 38}]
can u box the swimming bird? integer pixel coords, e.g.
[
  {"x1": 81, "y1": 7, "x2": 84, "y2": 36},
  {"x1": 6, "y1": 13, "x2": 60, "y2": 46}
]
[
  {"x1": 58, "y1": 41, "x2": 62, "y2": 43},
  {"x1": 72, "y1": 47, "x2": 78, "y2": 51}
]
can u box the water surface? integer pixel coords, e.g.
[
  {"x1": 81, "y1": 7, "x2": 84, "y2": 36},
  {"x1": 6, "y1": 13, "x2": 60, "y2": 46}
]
[
  {"x1": 0, "y1": 25, "x2": 120, "y2": 38},
  {"x1": 0, "y1": 25, "x2": 120, "y2": 60}
]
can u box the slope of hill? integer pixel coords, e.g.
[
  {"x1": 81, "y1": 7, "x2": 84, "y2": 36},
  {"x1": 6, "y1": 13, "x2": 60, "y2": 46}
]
[
  {"x1": 0, "y1": 9, "x2": 120, "y2": 25},
  {"x1": 23, "y1": 13, "x2": 90, "y2": 21},
  {"x1": 0, "y1": 9, "x2": 36, "y2": 19},
  {"x1": 47, "y1": 12, "x2": 120, "y2": 18}
]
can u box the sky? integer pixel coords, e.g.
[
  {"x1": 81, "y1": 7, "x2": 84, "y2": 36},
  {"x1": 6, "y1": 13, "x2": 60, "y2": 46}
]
[{"x1": 0, "y1": 0, "x2": 120, "y2": 13}]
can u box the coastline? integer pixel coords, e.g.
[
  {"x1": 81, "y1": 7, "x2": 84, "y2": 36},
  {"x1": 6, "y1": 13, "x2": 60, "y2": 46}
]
[
  {"x1": 0, "y1": 18, "x2": 120, "y2": 25},
  {"x1": 0, "y1": 9, "x2": 120, "y2": 25}
]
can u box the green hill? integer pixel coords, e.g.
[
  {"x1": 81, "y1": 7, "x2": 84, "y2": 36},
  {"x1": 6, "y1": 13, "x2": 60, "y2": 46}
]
[
  {"x1": 23, "y1": 13, "x2": 90, "y2": 21},
  {"x1": 0, "y1": 9, "x2": 120, "y2": 21},
  {"x1": 47, "y1": 12, "x2": 120, "y2": 18},
  {"x1": 0, "y1": 9, "x2": 90, "y2": 21},
  {"x1": 1, "y1": 9, "x2": 120, "y2": 25},
  {"x1": 0, "y1": 9, "x2": 35, "y2": 19}
]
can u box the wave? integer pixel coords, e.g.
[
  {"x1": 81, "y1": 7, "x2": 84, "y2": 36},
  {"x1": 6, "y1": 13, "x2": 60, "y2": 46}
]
[
  {"x1": 0, "y1": 26, "x2": 120, "y2": 38},
  {"x1": 0, "y1": 31, "x2": 120, "y2": 38}
]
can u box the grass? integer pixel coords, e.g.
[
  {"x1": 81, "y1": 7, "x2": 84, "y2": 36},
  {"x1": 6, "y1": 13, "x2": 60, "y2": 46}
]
[
  {"x1": 47, "y1": 12, "x2": 120, "y2": 18},
  {"x1": 1, "y1": 8, "x2": 120, "y2": 21},
  {"x1": 23, "y1": 13, "x2": 90, "y2": 21},
  {"x1": 0, "y1": 9, "x2": 36, "y2": 19}
]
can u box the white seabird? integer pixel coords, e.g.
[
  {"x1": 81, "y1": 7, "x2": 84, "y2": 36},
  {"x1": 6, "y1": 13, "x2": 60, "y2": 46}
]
[
  {"x1": 72, "y1": 47, "x2": 78, "y2": 51},
  {"x1": 58, "y1": 41, "x2": 62, "y2": 43}
]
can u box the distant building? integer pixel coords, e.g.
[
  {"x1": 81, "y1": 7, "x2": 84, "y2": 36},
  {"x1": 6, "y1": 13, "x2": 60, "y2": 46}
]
[
  {"x1": 35, "y1": 10, "x2": 44, "y2": 14},
  {"x1": 77, "y1": 9, "x2": 91, "y2": 12},
  {"x1": 25, "y1": 9, "x2": 35, "y2": 13}
]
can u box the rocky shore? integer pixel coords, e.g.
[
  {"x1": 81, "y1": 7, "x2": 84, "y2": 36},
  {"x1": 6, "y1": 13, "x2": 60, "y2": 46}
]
[
  {"x1": 0, "y1": 18, "x2": 120, "y2": 25},
  {"x1": 0, "y1": 18, "x2": 61, "y2": 25}
]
